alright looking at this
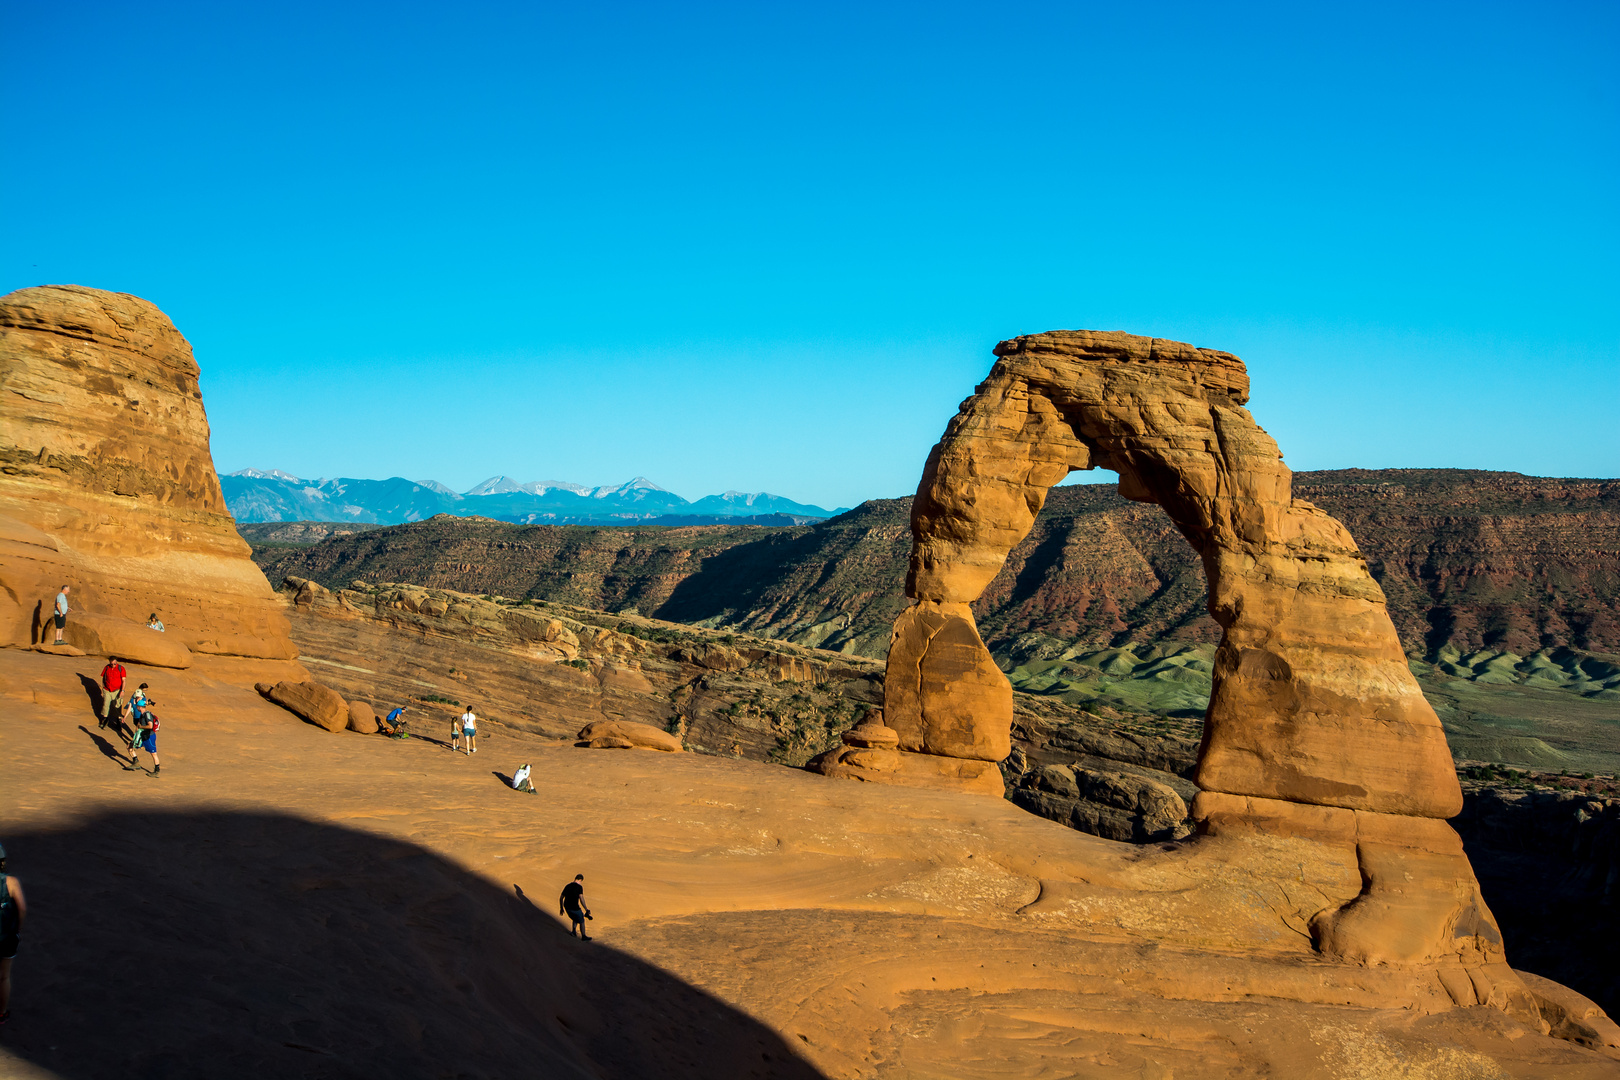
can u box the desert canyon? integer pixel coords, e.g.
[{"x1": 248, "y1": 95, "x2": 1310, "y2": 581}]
[{"x1": 2, "y1": 285, "x2": 1618, "y2": 1079}]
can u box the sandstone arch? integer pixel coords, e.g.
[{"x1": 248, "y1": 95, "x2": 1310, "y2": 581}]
[{"x1": 817, "y1": 330, "x2": 1503, "y2": 969}]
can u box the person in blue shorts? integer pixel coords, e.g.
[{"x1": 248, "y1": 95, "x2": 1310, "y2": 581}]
[{"x1": 129, "y1": 684, "x2": 161, "y2": 775}]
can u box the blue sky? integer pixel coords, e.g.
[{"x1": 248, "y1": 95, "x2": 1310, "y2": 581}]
[{"x1": 4, "y1": 1, "x2": 1616, "y2": 510}]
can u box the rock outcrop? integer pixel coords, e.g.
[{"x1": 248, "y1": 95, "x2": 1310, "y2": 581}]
[
  {"x1": 810, "y1": 708, "x2": 1005, "y2": 795},
  {"x1": 830, "y1": 329, "x2": 1506, "y2": 979},
  {"x1": 1010, "y1": 763, "x2": 1191, "y2": 842},
  {"x1": 0, "y1": 286, "x2": 297, "y2": 667},
  {"x1": 277, "y1": 578, "x2": 884, "y2": 758},
  {"x1": 264, "y1": 680, "x2": 349, "y2": 733},
  {"x1": 575, "y1": 719, "x2": 682, "y2": 752},
  {"x1": 346, "y1": 699, "x2": 379, "y2": 734}
]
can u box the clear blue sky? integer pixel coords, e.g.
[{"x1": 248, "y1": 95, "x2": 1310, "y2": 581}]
[{"x1": 4, "y1": 1, "x2": 1616, "y2": 510}]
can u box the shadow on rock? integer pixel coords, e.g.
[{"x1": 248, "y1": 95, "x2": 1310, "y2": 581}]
[
  {"x1": 73, "y1": 672, "x2": 103, "y2": 720},
  {"x1": 1, "y1": 810, "x2": 826, "y2": 1080}
]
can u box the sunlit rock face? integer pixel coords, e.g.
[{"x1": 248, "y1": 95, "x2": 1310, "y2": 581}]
[
  {"x1": 822, "y1": 328, "x2": 1506, "y2": 972},
  {"x1": 0, "y1": 285, "x2": 296, "y2": 664}
]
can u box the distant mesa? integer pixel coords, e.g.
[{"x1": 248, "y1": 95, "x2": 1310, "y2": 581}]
[{"x1": 222, "y1": 468, "x2": 841, "y2": 526}]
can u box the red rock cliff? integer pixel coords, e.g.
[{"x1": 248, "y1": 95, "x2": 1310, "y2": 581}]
[{"x1": 0, "y1": 285, "x2": 295, "y2": 664}]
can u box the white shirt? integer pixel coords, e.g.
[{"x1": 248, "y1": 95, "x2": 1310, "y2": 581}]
[
  {"x1": 461, "y1": 711, "x2": 476, "y2": 727},
  {"x1": 55, "y1": 591, "x2": 69, "y2": 615},
  {"x1": 512, "y1": 765, "x2": 531, "y2": 787}
]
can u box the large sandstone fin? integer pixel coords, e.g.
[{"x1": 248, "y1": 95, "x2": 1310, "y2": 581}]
[{"x1": 0, "y1": 285, "x2": 296, "y2": 663}]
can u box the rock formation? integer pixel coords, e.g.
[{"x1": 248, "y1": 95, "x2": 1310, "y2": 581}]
[
  {"x1": 0, "y1": 286, "x2": 297, "y2": 667},
  {"x1": 575, "y1": 719, "x2": 683, "y2": 752},
  {"x1": 263, "y1": 680, "x2": 349, "y2": 732},
  {"x1": 825, "y1": 329, "x2": 1511, "y2": 979},
  {"x1": 275, "y1": 577, "x2": 884, "y2": 757}
]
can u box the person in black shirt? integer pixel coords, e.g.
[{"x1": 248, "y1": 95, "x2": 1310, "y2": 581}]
[{"x1": 559, "y1": 874, "x2": 591, "y2": 940}]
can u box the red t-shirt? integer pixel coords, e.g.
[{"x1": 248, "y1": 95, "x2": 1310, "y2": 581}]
[{"x1": 102, "y1": 662, "x2": 127, "y2": 691}]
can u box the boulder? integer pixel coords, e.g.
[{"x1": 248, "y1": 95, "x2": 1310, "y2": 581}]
[
  {"x1": 63, "y1": 612, "x2": 193, "y2": 669},
  {"x1": 346, "y1": 700, "x2": 379, "y2": 734},
  {"x1": 267, "y1": 680, "x2": 348, "y2": 732},
  {"x1": 1009, "y1": 764, "x2": 1190, "y2": 842},
  {"x1": 575, "y1": 720, "x2": 681, "y2": 752},
  {"x1": 812, "y1": 710, "x2": 1002, "y2": 795},
  {"x1": 0, "y1": 286, "x2": 298, "y2": 660}
]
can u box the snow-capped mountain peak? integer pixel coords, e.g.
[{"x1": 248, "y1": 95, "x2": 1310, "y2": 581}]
[
  {"x1": 229, "y1": 467, "x2": 303, "y2": 483},
  {"x1": 463, "y1": 476, "x2": 525, "y2": 496},
  {"x1": 589, "y1": 477, "x2": 670, "y2": 499}
]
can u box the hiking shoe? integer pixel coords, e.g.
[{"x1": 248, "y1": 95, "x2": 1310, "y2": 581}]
[{"x1": 154, "y1": 765, "x2": 161, "y2": 775}]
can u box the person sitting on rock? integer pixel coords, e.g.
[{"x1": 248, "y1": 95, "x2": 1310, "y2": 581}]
[
  {"x1": 512, "y1": 763, "x2": 535, "y2": 793},
  {"x1": 99, "y1": 657, "x2": 128, "y2": 730},
  {"x1": 460, "y1": 707, "x2": 478, "y2": 755},
  {"x1": 146, "y1": 613, "x2": 165, "y2": 632}
]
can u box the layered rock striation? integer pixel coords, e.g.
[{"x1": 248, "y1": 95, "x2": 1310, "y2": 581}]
[{"x1": 0, "y1": 286, "x2": 296, "y2": 666}]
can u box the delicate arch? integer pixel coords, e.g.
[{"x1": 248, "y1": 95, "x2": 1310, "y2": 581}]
[{"x1": 884, "y1": 330, "x2": 1460, "y2": 818}]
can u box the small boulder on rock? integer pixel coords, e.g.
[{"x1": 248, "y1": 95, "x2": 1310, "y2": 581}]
[
  {"x1": 266, "y1": 680, "x2": 349, "y2": 733},
  {"x1": 575, "y1": 720, "x2": 682, "y2": 752},
  {"x1": 346, "y1": 700, "x2": 379, "y2": 734}
]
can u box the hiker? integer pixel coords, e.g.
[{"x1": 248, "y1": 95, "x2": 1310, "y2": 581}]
[
  {"x1": 51, "y1": 585, "x2": 69, "y2": 645},
  {"x1": 147, "y1": 613, "x2": 165, "y2": 632},
  {"x1": 559, "y1": 874, "x2": 591, "y2": 939},
  {"x1": 129, "y1": 684, "x2": 161, "y2": 774},
  {"x1": 460, "y1": 706, "x2": 478, "y2": 755},
  {"x1": 99, "y1": 656, "x2": 128, "y2": 729},
  {"x1": 449, "y1": 713, "x2": 461, "y2": 753},
  {"x1": 0, "y1": 842, "x2": 26, "y2": 1025},
  {"x1": 511, "y1": 762, "x2": 535, "y2": 793},
  {"x1": 382, "y1": 705, "x2": 408, "y2": 737}
]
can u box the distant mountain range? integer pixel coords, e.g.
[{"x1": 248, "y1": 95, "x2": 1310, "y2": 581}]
[{"x1": 221, "y1": 470, "x2": 845, "y2": 526}]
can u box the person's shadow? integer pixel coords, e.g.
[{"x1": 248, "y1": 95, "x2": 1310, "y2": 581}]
[
  {"x1": 1, "y1": 809, "x2": 827, "y2": 1080},
  {"x1": 74, "y1": 673, "x2": 105, "y2": 722},
  {"x1": 78, "y1": 726, "x2": 130, "y2": 768}
]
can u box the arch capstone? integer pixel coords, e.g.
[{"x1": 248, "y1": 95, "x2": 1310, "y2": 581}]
[{"x1": 812, "y1": 330, "x2": 1501, "y2": 969}]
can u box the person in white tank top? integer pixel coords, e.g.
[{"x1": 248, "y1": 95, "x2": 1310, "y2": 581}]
[{"x1": 460, "y1": 708, "x2": 478, "y2": 755}]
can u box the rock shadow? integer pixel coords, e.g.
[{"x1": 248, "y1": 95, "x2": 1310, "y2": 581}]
[{"x1": 0, "y1": 810, "x2": 826, "y2": 1080}]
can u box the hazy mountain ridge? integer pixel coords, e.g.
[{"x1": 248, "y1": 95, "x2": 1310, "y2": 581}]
[
  {"x1": 250, "y1": 468, "x2": 1620, "y2": 662},
  {"x1": 222, "y1": 469, "x2": 841, "y2": 525}
]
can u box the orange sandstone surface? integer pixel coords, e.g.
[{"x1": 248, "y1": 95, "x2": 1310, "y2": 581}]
[{"x1": 1, "y1": 648, "x2": 1617, "y2": 1079}]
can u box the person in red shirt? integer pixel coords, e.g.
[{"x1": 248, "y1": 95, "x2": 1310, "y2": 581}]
[{"x1": 99, "y1": 657, "x2": 127, "y2": 730}]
